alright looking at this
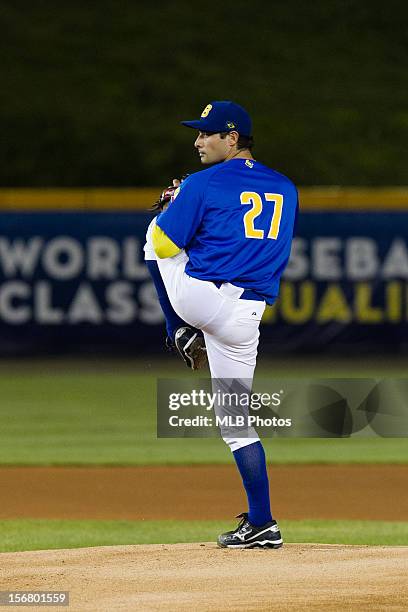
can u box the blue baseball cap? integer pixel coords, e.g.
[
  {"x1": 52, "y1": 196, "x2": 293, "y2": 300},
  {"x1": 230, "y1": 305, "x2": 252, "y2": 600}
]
[{"x1": 181, "y1": 101, "x2": 252, "y2": 137}]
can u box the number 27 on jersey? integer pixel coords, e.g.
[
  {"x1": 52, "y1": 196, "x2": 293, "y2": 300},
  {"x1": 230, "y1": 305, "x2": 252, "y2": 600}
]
[{"x1": 240, "y1": 191, "x2": 283, "y2": 240}]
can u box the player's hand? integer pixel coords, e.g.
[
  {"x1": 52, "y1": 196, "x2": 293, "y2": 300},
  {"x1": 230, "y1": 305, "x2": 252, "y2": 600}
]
[
  {"x1": 150, "y1": 175, "x2": 189, "y2": 212},
  {"x1": 171, "y1": 173, "x2": 189, "y2": 188},
  {"x1": 151, "y1": 183, "x2": 177, "y2": 212}
]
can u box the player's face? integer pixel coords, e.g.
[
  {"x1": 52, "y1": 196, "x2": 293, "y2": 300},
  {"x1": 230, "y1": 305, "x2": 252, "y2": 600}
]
[{"x1": 194, "y1": 132, "x2": 231, "y2": 164}]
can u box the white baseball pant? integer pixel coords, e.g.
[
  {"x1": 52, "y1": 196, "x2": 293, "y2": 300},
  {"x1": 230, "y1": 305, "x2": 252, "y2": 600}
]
[{"x1": 144, "y1": 219, "x2": 266, "y2": 451}]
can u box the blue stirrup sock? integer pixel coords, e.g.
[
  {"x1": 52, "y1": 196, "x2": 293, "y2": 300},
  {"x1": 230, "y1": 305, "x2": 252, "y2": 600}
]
[
  {"x1": 145, "y1": 260, "x2": 187, "y2": 340},
  {"x1": 233, "y1": 441, "x2": 273, "y2": 527}
]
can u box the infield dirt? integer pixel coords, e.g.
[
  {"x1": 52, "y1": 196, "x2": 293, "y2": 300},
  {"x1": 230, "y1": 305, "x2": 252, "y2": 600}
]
[
  {"x1": 1, "y1": 465, "x2": 408, "y2": 610},
  {"x1": 0, "y1": 464, "x2": 407, "y2": 520},
  {"x1": 1, "y1": 543, "x2": 408, "y2": 611}
]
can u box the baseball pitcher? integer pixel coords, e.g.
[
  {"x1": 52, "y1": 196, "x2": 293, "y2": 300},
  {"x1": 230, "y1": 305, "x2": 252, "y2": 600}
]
[{"x1": 144, "y1": 100, "x2": 298, "y2": 548}]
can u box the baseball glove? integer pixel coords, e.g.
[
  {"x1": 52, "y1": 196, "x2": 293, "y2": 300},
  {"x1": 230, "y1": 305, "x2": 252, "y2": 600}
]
[{"x1": 150, "y1": 174, "x2": 189, "y2": 212}]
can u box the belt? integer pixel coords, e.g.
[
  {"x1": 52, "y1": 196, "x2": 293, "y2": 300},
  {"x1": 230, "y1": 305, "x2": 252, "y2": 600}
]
[{"x1": 212, "y1": 281, "x2": 264, "y2": 302}]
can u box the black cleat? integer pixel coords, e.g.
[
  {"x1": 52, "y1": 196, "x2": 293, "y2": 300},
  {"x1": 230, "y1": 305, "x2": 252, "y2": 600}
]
[
  {"x1": 217, "y1": 513, "x2": 283, "y2": 549},
  {"x1": 174, "y1": 326, "x2": 207, "y2": 370}
]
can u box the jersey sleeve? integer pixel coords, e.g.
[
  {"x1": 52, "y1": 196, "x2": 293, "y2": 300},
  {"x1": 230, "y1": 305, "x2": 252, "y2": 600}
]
[
  {"x1": 155, "y1": 172, "x2": 208, "y2": 249},
  {"x1": 152, "y1": 222, "x2": 182, "y2": 258}
]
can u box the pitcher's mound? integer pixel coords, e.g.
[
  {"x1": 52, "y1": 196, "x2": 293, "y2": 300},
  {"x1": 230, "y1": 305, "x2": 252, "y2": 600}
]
[{"x1": 1, "y1": 543, "x2": 408, "y2": 611}]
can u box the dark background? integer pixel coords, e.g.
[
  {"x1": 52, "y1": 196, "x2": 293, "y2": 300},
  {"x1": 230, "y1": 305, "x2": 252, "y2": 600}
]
[{"x1": 1, "y1": 0, "x2": 407, "y2": 187}]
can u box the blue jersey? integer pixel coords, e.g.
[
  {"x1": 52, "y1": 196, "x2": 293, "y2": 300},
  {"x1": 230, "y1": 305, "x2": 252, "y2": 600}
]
[{"x1": 156, "y1": 158, "x2": 298, "y2": 305}]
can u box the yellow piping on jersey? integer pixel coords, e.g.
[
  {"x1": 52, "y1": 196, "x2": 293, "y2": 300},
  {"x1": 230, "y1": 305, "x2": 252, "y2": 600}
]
[{"x1": 152, "y1": 222, "x2": 182, "y2": 258}]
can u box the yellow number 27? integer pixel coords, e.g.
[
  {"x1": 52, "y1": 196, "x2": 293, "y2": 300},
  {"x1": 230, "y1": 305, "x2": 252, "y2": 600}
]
[{"x1": 240, "y1": 191, "x2": 283, "y2": 240}]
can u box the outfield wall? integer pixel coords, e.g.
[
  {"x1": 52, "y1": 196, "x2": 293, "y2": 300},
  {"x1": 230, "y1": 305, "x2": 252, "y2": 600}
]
[{"x1": 0, "y1": 188, "x2": 407, "y2": 355}]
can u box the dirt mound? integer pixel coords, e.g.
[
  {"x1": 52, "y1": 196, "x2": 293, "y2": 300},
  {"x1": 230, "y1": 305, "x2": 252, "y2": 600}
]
[{"x1": 1, "y1": 543, "x2": 407, "y2": 611}]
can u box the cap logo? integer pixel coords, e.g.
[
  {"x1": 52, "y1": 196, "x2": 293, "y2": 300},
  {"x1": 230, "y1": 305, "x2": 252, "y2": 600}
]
[
  {"x1": 226, "y1": 121, "x2": 236, "y2": 129},
  {"x1": 201, "y1": 104, "x2": 213, "y2": 118}
]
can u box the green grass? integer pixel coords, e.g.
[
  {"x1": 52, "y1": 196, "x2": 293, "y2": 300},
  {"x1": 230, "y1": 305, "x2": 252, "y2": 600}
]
[
  {"x1": 0, "y1": 357, "x2": 407, "y2": 465},
  {"x1": 0, "y1": 519, "x2": 407, "y2": 552}
]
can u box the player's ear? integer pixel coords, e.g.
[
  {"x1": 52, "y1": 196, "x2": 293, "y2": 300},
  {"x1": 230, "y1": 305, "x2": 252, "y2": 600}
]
[{"x1": 228, "y1": 131, "x2": 239, "y2": 146}]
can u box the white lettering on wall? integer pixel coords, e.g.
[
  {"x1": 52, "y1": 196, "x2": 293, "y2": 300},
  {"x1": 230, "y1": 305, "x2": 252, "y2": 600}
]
[
  {"x1": 346, "y1": 238, "x2": 379, "y2": 280},
  {"x1": 106, "y1": 281, "x2": 137, "y2": 324},
  {"x1": 43, "y1": 237, "x2": 84, "y2": 280},
  {"x1": 313, "y1": 238, "x2": 342, "y2": 280},
  {"x1": 0, "y1": 281, "x2": 30, "y2": 323},
  {"x1": 0, "y1": 238, "x2": 43, "y2": 277},
  {"x1": 67, "y1": 283, "x2": 103, "y2": 323}
]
